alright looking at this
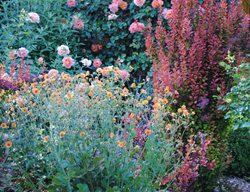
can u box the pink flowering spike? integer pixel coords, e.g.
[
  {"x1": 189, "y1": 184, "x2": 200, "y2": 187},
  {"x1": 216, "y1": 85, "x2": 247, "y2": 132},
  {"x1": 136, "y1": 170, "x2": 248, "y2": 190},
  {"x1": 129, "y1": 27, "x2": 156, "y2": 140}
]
[
  {"x1": 17, "y1": 47, "x2": 29, "y2": 58},
  {"x1": 93, "y1": 58, "x2": 102, "y2": 68},
  {"x1": 67, "y1": 0, "x2": 76, "y2": 7},
  {"x1": 134, "y1": 0, "x2": 145, "y2": 7},
  {"x1": 62, "y1": 56, "x2": 74, "y2": 69}
]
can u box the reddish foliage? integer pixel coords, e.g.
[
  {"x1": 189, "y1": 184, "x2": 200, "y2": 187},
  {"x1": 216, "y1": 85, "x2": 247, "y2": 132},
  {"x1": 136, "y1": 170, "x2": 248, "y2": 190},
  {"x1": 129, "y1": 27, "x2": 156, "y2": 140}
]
[{"x1": 145, "y1": 0, "x2": 249, "y2": 114}]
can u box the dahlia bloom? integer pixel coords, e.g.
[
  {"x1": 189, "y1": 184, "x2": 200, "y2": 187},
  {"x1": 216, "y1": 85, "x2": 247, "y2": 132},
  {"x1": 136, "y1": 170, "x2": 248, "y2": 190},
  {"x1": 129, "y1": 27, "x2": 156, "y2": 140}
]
[
  {"x1": 62, "y1": 56, "x2": 74, "y2": 69},
  {"x1": 109, "y1": 3, "x2": 119, "y2": 13},
  {"x1": 129, "y1": 21, "x2": 145, "y2": 33},
  {"x1": 72, "y1": 16, "x2": 84, "y2": 30},
  {"x1": 151, "y1": 0, "x2": 164, "y2": 8},
  {"x1": 17, "y1": 47, "x2": 29, "y2": 58},
  {"x1": 48, "y1": 69, "x2": 59, "y2": 78},
  {"x1": 93, "y1": 58, "x2": 102, "y2": 68},
  {"x1": 134, "y1": 0, "x2": 145, "y2": 7},
  {"x1": 26, "y1": 12, "x2": 40, "y2": 23},
  {"x1": 162, "y1": 8, "x2": 173, "y2": 20},
  {"x1": 108, "y1": 14, "x2": 118, "y2": 20},
  {"x1": 67, "y1": 0, "x2": 76, "y2": 7},
  {"x1": 57, "y1": 45, "x2": 70, "y2": 56}
]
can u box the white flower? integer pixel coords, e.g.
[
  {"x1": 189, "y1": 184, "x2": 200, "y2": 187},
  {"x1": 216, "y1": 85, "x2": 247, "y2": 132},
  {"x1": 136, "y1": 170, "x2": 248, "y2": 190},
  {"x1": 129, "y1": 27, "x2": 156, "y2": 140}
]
[
  {"x1": 81, "y1": 58, "x2": 92, "y2": 67},
  {"x1": 57, "y1": 45, "x2": 70, "y2": 56},
  {"x1": 108, "y1": 14, "x2": 118, "y2": 20}
]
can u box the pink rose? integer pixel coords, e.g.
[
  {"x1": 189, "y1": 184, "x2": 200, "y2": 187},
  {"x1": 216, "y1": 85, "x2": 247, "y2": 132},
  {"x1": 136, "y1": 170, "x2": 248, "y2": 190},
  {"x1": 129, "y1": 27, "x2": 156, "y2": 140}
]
[
  {"x1": 162, "y1": 8, "x2": 173, "y2": 20},
  {"x1": 109, "y1": 3, "x2": 119, "y2": 13},
  {"x1": 38, "y1": 57, "x2": 44, "y2": 64},
  {"x1": 134, "y1": 0, "x2": 145, "y2": 7},
  {"x1": 62, "y1": 56, "x2": 74, "y2": 69},
  {"x1": 129, "y1": 21, "x2": 145, "y2": 33},
  {"x1": 67, "y1": 0, "x2": 76, "y2": 7},
  {"x1": 48, "y1": 69, "x2": 59, "y2": 78},
  {"x1": 27, "y1": 12, "x2": 40, "y2": 23},
  {"x1": 57, "y1": 45, "x2": 70, "y2": 56},
  {"x1": 72, "y1": 16, "x2": 84, "y2": 30},
  {"x1": 17, "y1": 47, "x2": 29, "y2": 58},
  {"x1": 93, "y1": 58, "x2": 102, "y2": 68}
]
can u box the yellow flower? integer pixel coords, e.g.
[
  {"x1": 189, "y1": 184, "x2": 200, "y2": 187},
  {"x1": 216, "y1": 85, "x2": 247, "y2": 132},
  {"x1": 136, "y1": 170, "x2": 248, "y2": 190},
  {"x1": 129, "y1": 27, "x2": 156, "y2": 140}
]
[
  {"x1": 43, "y1": 136, "x2": 49, "y2": 142},
  {"x1": 145, "y1": 129, "x2": 152, "y2": 135},
  {"x1": 163, "y1": 98, "x2": 169, "y2": 104},
  {"x1": 107, "y1": 92, "x2": 112, "y2": 97},
  {"x1": 22, "y1": 107, "x2": 28, "y2": 112},
  {"x1": 110, "y1": 132, "x2": 115, "y2": 139},
  {"x1": 96, "y1": 68, "x2": 103, "y2": 73},
  {"x1": 59, "y1": 131, "x2": 66, "y2": 137},
  {"x1": 118, "y1": 141, "x2": 125, "y2": 148},
  {"x1": 177, "y1": 108, "x2": 183, "y2": 113},
  {"x1": 130, "y1": 83, "x2": 136, "y2": 88},
  {"x1": 142, "y1": 100, "x2": 148, "y2": 105},
  {"x1": 5, "y1": 141, "x2": 12, "y2": 148},
  {"x1": 135, "y1": 145, "x2": 140, "y2": 149},
  {"x1": 80, "y1": 132, "x2": 86, "y2": 137},
  {"x1": 147, "y1": 96, "x2": 152, "y2": 100},
  {"x1": 164, "y1": 86, "x2": 170, "y2": 93},
  {"x1": 1, "y1": 123, "x2": 8, "y2": 129}
]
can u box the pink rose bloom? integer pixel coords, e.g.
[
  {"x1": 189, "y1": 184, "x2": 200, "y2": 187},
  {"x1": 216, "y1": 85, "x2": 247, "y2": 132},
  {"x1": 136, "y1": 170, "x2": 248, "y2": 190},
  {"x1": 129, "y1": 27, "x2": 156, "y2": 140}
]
[
  {"x1": 112, "y1": 0, "x2": 121, "y2": 3},
  {"x1": 129, "y1": 21, "x2": 145, "y2": 33},
  {"x1": 48, "y1": 69, "x2": 59, "y2": 78},
  {"x1": 62, "y1": 56, "x2": 74, "y2": 69},
  {"x1": 134, "y1": 0, "x2": 145, "y2": 7},
  {"x1": 38, "y1": 57, "x2": 44, "y2": 64},
  {"x1": 109, "y1": 3, "x2": 119, "y2": 13},
  {"x1": 67, "y1": 0, "x2": 76, "y2": 7},
  {"x1": 93, "y1": 58, "x2": 102, "y2": 68},
  {"x1": 27, "y1": 12, "x2": 40, "y2": 23},
  {"x1": 162, "y1": 8, "x2": 173, "y2": 20},
  {"x1": 57, "y1": 45, "x2": 70, "y2": 56},
  {"x1": 17, "y1": 47, "x2": 29, "y2": 58},
  {"x1": 72, "y1": 16, "x2": 84, "y2": 30},
  {"x1": 108, "y1": 14, "x2": 118, "y2": 20},
  {"x1": 116, "y1": 70, "x2": 130, "y2": 80}
]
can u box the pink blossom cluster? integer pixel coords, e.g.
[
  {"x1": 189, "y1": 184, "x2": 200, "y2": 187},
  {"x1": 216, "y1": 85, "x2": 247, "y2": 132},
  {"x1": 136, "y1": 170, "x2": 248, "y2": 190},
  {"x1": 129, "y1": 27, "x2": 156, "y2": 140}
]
[
  {"x1": 17, "y1": 47, "x2": 29, "y2": 58},
  {"x1": 129, "y1": 21, "x2": 145, "y2": 34},
  {"x1": 67, "y1": 0, "x2": 76, "y2": 7},
  {"x1": 133, "y1": 0, "x2": 145, "y2": 7},
  {"x1": 93, "y1": 58, "x2": 102, "y2": 68},
  {"x1": 115, "y1": 69, "x2": 130, "y2": 80},
  {"x1": 108, "y1": 0, "x2": 127, "y2": 14},
  {"x1": 72, "y1": 15, "x2": 84, "y2": 30},
  {"x1": 62, "y1": 56, "x2": 74, "y2": 69},
  {"x1": 57, "y1": 45, "x2": 70, "y2": 56}
]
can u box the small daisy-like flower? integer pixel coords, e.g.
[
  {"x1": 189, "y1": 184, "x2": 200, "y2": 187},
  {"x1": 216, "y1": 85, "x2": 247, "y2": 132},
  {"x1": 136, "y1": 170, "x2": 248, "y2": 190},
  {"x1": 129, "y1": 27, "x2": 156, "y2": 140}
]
[
  {"x1": 1, "y1": 122, "x2": 8, "y2": 129},
  {"x1": 145, "y1": 129, "x2": 152, "y2": 135},
  {"x1": 147, "y1": 96, "x2": 152, "y2": 100},
  {"x1": 59, "y1": 131, "x2": 66, "y2": 137},
  {"x1": 79, "y1": 132, "x2": 86, "y2": 137},
  {"x1": 164, "y1": 86, "x2": 170, "y2": 93},
  {"x1": 11, "y1": 123, "x2": 17, "y2": 128},
  {"x1": 5, "y1": 141, "x2": 12, "y2": 148},
  {"x1": 118, "y1": 141, "x2": 125, "y2": 148},
  {"x1": 43, "y1": 136, "x2": 49, "y2": 142},
  {"x1": 142, "y1": 100, "x2": 148, "y2": 105},
  {"x1": 177, "y1": 108, "x2": 183, "y2": 113},
  {"x1": 107, "y1": 92, "x2": 113, "y2": 97},
  {"x1": 32, "y1": 88, "x2": 39, "y2": 95}
]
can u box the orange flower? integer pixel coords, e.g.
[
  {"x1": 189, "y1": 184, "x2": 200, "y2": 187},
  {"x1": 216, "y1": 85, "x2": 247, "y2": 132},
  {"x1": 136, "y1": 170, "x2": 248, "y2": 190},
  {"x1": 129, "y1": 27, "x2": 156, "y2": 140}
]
[
  {"x1": 22, "y1": 107, "x2": 28, "y2": 112},
  {"x1": 118, "y1": 141, "x2": 125, "y2": 148},
  {"x1": 107, "y1": 92, "x2": 112, "y2": 97},
  {"x1": 80, "y1": 132, "x2": 86, "y2": 137},
  {"x1": 142, "y1": 100, "x2": 148, "y2": 105},
  {"x1": 5, "y1": 141, "x2": 12, "y2": 148},
  {"x1": 164, "y1": 86, "x2": 170, "y2": 93},
  {"x1": 59, "y1": 131, "x2": 66, "y2": 137},
  {"x1": 145, "y1": 129, "x2": 152, "y2": 135},
  {"x1": 43, "y1": 136, "x2": 49, "y2": 142},
  {"x1": 11, "y1": 123, "x2": 17, "y2": 128},
  {"x1": 1, "y1": 122, "x2": 8, "y2": 129},
  {"x1": 152, "y1": 0, "x2": 163, "y2": 8},
  {"x1": 119, "y1": 0, "x2": 128, "y2": 10},
  {"x1": 110, "y1": 132, "x2": 115, "y2": 139},
  {"x1": 32, "y1": 88, "x2": 40, "y2": 95},
  {"x1": 177, "y1": 108, "x2": 183, "y2": 113}
]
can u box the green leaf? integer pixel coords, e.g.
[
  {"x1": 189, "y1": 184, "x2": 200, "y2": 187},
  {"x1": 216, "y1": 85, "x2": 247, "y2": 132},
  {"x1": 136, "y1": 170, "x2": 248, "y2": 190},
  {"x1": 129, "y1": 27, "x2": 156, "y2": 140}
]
[{"x1": 77, "y1": 183, "x2": 90, "y2": 192}]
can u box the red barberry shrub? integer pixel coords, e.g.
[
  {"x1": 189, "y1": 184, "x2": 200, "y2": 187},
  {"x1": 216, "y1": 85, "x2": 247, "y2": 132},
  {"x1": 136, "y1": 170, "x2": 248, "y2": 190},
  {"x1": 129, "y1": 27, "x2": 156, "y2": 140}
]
[{"x1": 145, "y1": 0, "x2": 249, "y2": 118}]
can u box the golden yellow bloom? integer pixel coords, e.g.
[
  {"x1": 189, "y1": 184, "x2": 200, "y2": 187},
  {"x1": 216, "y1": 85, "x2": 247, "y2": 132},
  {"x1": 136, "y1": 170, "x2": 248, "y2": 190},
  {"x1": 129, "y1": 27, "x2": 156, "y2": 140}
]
[
  {"x1": 80, "y1": 132, "x2": 86, "y2": 137},
  {"x1": 145, "y1": 129, "x2": 152, "y2": 135},
  {"x1": 118, "y1": 141, "x2": 125, "y2": 148},
  {"x1": 1, "y1": 123, "x2": 8, "y2": 129},
  {"x1": 11, "y1": 123, "x2": 17, "y2": 128},
  {"x1": 163, "y1": 98, "x2": 169, "y2": 104},
  {"x1": 114, "y1": 67, "x2": 119, "y2": 71},
  {"x1": 110, "y1": 132, "x2": 115, "y2": 139},
  {"x1": 59, "y1": 131, "x2": 66, "y2": 137},
  {"x1": 107, "y1": 92, "x2": 112, "y2": 97},
  {"x1": 142, "y1": 100, "x2": 148, "y2": 105},
  {"x1": 43, "y1": 136, "x2": 49, "y2": 142},
  {"x1": 96, "y1": 68, "x2": 103, "y2": 73},
  {"x1": 62, "y1": 73, "x2": 69, "y2": 80},
  {"x1": 32, "y1": 88, "x2": 40, "y2": 95},
  {"x1": 147, "y1": 96, "x2": 152, "y2": 100},
  {"x1": 22, "y1": 107, "x2": 28, "y2": 112},
  {"x1": 5, "y1": 141, "x2": 12, "y2": 148},
  {"x1": 164, "y1": 86, "x2": 170, "y2": 93}
]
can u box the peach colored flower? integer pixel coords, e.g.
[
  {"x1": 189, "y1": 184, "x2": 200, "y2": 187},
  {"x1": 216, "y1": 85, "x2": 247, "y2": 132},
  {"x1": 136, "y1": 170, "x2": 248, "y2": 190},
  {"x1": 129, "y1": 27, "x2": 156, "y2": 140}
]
[
  {"x1": 38, "y1": 57, "x2": 44, "y2": 64},
  {"x1": 17, "y1": 47, "x2": 29, "y2": 58},
  {"x1": 27, "y1": 12, "x2": 40, "y2": 23},
  {"x1": 93, "y1": 58, "x2": 102, "y2": 68},
  {"x1": 115, "y1": 69, "x2": 130, "y2": 80},
  {"x1": 129, "y1": 21, "x2": 145, "y2": 33},
  {"x1": 119, "y1": 1, "x2": 128, "y2": 10},
  {"x1": 109, "y1": 3, "x2": 119, "y2": 13},
  {"x1": 48, "y1": 69, "x2": 59, "y2": 78},
  {"x1": 62, "y1": 56, "x2": 74, "y2": 69},
  {"x1": 57, "y1": 45, "x2": 70, "y2": 56},
  {"x1": 67, "y1": 0, "x2": 76, "y2": 7},
  {"x1": 151, "y1": 0, "x2": 163, "y2": 8},
  {"x1": 72, "y1": 16, "x2": 84, "y2": 30},
  {"x1": 162, "y1": 8, "x2": 173, "y2": 20},
  {"x1": 134, "y1": 0, "x2": 145, "y2": 7}
]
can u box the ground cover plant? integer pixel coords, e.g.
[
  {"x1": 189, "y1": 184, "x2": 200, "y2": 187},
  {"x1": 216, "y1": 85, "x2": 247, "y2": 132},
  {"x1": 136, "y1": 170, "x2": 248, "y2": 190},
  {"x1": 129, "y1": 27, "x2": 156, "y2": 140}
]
[{"x1": 0, "y1": 0, "x2": 249, "y2": 191}]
